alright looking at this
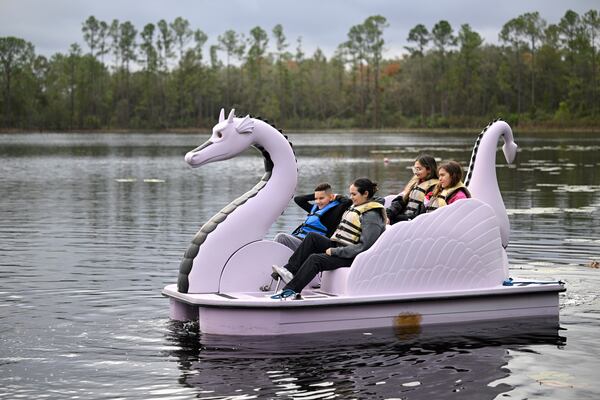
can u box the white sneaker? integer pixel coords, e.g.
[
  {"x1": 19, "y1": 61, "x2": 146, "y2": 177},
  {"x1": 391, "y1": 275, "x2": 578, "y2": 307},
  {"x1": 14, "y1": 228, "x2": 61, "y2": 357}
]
[{"x1": 272, "y1": 265, "x2": 293, "y2": 284}]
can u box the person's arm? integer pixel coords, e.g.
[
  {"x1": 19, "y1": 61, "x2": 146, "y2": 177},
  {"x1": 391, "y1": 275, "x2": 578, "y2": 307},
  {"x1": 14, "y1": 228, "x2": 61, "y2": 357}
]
[
  {"x1": 386, "y1": 195, "x2": 406, "y2": 220},
  {"x1": 334, "y1": 194, "x2": 352, "y2": 208},
  {"x1": 293, "y1": 193, "x2": 315, "y2": 213},
  {"x1": 330, "y1": 211, "x2": 385, "y2": 259}
]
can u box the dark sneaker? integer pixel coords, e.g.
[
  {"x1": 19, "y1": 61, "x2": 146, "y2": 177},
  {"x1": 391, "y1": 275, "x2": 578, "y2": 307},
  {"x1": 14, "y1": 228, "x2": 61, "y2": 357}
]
[{"x1": 270, "y1": 288, "x2": 297, "y2": 299}]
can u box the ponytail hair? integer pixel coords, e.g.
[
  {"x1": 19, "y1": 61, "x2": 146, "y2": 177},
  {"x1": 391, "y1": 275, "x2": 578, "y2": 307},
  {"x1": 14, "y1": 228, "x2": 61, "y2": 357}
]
[{"x1": 352, "y1": 177, "x2": 378, "y2": 199}]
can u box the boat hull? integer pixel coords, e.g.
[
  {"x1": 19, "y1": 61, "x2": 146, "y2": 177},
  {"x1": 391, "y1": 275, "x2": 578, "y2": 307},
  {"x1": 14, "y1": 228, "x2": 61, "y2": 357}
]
[{"x1": 162, "y1": 283, "x2": 564, "y2": 336}]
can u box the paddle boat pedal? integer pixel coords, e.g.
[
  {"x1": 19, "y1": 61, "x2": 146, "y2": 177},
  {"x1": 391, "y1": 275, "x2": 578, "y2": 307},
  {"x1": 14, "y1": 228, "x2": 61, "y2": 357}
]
[{"x1": 259, "y1": 277, "x2": 283, "y2": 293}]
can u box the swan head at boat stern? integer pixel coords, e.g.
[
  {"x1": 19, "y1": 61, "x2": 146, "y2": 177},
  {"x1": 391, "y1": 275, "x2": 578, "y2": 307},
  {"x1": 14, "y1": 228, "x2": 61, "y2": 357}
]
[
  {"x1": 502, "y1": 130, "x2": 518, "y2": 165},
  {"x1": 185, "y1": 108, "x2": 254, "y2": 168}
]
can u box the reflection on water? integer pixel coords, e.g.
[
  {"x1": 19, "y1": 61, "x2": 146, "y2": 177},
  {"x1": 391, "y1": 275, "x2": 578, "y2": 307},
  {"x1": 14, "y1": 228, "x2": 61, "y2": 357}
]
[
  {"x1": 1, "y1": 131, "x2": 599, "y2": 399},
  {"x1": 165, "y1": 318, "x2": 564, "y2": 399}
]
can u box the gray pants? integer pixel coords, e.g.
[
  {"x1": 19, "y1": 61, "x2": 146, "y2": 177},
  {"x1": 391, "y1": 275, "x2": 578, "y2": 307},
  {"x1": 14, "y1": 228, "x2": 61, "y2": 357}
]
[{"x1": 274, "y1": 232, "x2": 303, "y2": 251}]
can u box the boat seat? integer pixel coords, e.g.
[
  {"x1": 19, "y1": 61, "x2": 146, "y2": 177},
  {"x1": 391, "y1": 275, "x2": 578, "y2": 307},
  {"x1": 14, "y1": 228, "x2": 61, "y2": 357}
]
[{"x1": 320, "y1": 267, "x2": 350, "y2": 295}]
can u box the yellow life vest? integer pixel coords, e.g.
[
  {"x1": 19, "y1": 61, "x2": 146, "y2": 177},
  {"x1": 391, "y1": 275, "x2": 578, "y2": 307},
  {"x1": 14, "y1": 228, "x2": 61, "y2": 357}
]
[
  {"x1": 331, "y1": 201, "x2": 385, "y2": 246},
  {"x1": 405, "y1": 178, "x2": 439, "y2": 217},
  {"x1": 427, "y1": 183, "x2": 471, "y2": 212}
]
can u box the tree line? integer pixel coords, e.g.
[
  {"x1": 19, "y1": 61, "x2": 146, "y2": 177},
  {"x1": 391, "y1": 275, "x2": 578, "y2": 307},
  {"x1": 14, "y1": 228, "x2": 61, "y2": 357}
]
[{"x1": 0, "y1": 9, "x2": 598, "y2": 131}]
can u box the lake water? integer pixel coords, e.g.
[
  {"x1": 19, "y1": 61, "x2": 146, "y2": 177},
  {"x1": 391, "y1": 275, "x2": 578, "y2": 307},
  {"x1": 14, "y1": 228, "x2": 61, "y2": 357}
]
[{"x1": 1, "y1": 130, "x2": 599, "y2": 399}]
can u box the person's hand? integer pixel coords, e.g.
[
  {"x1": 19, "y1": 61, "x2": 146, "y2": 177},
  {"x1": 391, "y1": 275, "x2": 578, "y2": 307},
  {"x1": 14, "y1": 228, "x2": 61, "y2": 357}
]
[{"x1": 325, "y1": 248, "x2": 332, "y2": 256}]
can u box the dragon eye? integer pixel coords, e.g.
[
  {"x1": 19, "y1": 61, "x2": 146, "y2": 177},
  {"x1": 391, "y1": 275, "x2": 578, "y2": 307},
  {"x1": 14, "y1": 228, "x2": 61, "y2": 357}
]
[{"x1": 216, "y1": 131, "x2": 223, "y2": 138}]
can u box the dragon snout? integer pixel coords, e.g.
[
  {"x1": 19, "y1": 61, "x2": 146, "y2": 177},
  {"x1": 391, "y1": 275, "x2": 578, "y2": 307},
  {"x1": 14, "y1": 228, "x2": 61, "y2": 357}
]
[
  {"x1": 185, "y1": 140, "x2": 213, "y2": 167},
  {"x1": 184, "y1": 151, "x2": 195, "y2": 165}
]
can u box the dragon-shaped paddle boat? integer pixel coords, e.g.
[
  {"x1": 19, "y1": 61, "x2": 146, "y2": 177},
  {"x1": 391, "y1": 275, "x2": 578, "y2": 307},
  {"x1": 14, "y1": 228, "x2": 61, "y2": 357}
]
[{"x1": 162, "y1": 109, "x2": 565, "y2": 336}]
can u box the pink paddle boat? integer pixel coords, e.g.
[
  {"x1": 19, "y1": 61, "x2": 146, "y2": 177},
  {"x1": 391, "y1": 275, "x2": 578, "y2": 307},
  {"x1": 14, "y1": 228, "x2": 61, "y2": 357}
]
[{"x1": 161, "y1": 109, "x2": 564, "y2": 336}]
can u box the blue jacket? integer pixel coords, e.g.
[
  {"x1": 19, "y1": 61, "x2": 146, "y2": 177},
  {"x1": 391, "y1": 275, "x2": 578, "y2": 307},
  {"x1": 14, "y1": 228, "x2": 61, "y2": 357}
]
[{"x1": 293, "y1": 200, "x2": 341, "y2": 238}]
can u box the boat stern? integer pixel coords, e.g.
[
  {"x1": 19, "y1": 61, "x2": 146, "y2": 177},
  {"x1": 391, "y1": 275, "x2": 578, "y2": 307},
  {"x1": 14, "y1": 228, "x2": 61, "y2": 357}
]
[{"x1": 163, "y1": 284, "x2": 199, "y2": 321}]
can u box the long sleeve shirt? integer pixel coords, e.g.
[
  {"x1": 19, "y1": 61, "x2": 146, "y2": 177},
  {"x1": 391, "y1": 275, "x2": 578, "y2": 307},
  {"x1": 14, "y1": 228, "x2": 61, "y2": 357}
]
[{"x1": 330, "y1": 210, "x2": 386, "y2": 259}]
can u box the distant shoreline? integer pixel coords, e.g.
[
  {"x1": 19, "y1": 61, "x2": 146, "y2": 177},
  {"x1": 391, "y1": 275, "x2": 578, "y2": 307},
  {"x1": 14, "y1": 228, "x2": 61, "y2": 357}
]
[{"x1": 2, "y1": 126, "x2": 599, "y2": 135}]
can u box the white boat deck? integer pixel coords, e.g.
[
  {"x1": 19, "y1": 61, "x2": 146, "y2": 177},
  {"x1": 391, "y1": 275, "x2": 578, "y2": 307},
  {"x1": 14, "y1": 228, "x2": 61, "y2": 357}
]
[{"x1": 162, "y1": 282, "x2": 565, "y2": 308}]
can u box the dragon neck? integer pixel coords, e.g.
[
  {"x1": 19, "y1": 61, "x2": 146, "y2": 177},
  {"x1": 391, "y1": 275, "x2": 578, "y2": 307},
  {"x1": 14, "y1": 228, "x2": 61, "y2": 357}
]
[
  {"x1": 177, "y1": 120, "x2": 297, "y2": 293},
  {"x1": 201, "y1": 119, "x2": 298, "y2": 242},
  {"x1": 466, "y1": 122, "x2": 498, "y2": 189},
  {"x1": 465, "y1": 120, "x2": 514, "y2": 248},
  {"x1": 234, "y1": 122, "x2": 298, "y2": 227},
  {"x1": 466, "y1": 120, "x2": 514, "y2": 192}
]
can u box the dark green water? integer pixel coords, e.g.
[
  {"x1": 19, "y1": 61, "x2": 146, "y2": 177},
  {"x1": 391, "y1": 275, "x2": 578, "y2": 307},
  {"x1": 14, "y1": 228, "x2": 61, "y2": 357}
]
[{"x1": 1, "y1": 131, "x2": 599, "y2": 399}]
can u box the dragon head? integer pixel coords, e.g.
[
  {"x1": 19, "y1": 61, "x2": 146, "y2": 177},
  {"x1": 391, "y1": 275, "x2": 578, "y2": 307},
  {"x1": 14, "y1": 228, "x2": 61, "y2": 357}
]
[
  {"x1": 502, "y1": 139, "x2": 518, "y2": 164},
  {"x1": 184, "y1": 108, "x2": 255, "y2": 168}
]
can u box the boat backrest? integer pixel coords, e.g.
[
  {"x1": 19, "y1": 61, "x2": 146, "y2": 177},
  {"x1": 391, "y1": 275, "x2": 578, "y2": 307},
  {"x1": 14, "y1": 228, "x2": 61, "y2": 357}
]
[
  {"x1": 321, "y1": 199, "x2": 508, "y2": 296},
  {"x1": 383, "y1": 194, "x2": 397, "y2": 208}
]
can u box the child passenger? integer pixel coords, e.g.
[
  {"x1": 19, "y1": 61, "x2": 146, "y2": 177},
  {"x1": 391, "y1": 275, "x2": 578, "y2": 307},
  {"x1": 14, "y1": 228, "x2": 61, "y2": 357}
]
[
  {"x1": 274, "y1": 183, "x2": 351, "y2": 251},
  {"x1": 425, "y1": 160, "x2": 471, "y2": 211},
  {"x1": 386, "y1": 154, "x2": 439, "y2": 224}
]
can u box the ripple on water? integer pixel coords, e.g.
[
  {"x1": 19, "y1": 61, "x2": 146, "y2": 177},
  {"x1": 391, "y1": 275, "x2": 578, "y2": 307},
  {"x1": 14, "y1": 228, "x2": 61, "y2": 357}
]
[
  {"x1": 553, "y1": 184, "x2": 600, "y2": 193},
  {"x1": 1, "y1": 131, "x2": 599, "y2": 399},
  {"x1": 507, "y1": 207, "x2": 562, "y2": 215}
]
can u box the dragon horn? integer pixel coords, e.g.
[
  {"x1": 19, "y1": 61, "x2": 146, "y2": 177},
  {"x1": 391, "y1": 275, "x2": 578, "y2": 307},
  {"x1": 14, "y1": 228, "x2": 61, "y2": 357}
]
[
  {"x1": 227, "y1": 109, "x2": 235, "y2": 123},
  {"x1": 218, "y1": 108, "x2": 225, "y2": 122}
]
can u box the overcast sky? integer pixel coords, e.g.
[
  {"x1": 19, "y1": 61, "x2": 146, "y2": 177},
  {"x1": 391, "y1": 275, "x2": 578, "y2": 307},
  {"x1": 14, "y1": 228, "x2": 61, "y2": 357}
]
[{"x1": 1, "y1": 0, "x2": 598, "y2": 60}]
